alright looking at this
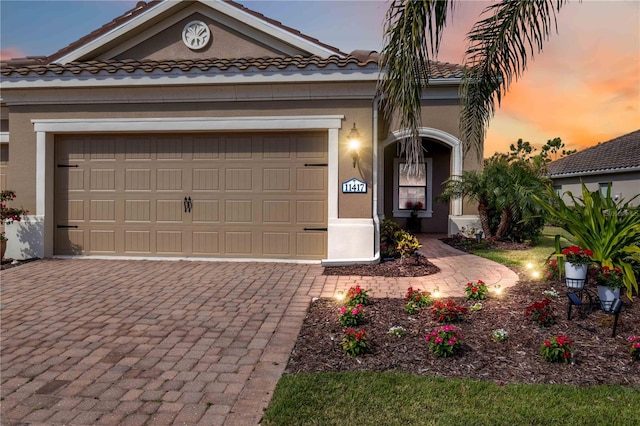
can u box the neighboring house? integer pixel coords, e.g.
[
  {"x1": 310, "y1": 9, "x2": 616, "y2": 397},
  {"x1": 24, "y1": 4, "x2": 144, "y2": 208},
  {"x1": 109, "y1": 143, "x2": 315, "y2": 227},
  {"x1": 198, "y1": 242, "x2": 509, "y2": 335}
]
[
  {"x1": 547, "y1": 129, "x2": 640, "y2": 206},
  {"x1": 0, "y1": 0, "x2": 480, "y2": 264}
]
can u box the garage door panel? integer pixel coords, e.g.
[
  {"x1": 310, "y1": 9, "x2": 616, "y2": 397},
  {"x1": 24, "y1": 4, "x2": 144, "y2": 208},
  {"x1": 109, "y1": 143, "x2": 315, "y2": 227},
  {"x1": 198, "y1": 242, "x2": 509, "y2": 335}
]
[
  {"x1": 192, "y1": 200, "x2": 219, "y2": 222},
  {"x1": 156, "y1": 200, "x2": 183, "y2": 222},
  {"x1": 192, "y1": 231, "x2": 220, "y2": 254},
  {"x1": 90, "y1": 200, "x2": 116, "y2": 222},
  {"x1": 263, "y1": 200, "x2": 291, "y2": 223},
  {"x1": 125, "y1": 231, "x2": 151, "y2": 253},
  {"x1": 157, "y1": 169, "x2": 183, "y2": 191},
  {"x1": 296, "y1": 168, "x2": 326, "y2": 191},
  {"x1": 192, "y1": 168, "x2": 219, "y2": 191},
  {"x1": 90, "y1": 230, "x2": 116, "y2": 253},
  {"x1": 225, "y1": 231, "x2": 252, "y2": 254},
  {"x1": 263, "y1": 169, "x2": 290, "y2": 191},
  {"x1": 156, "y1": 231, "x2": 183, "y2": 253},
  {"x1": 56, "y1": 132, "x2": 327, "y2": 259},
  {"x1": 225, "y1": 200, "x2": 252, "y2": 223},
  {"x1": 296, "y1": 232, "x2": 326, "y2": 257},
  {"x1": 125, "y1": 138, "x2": 152, "y2": 160},
  {"x1": 125, "y1": 169, "x2": 152, "y2": 191},
  {"x1": 90, "y1": 169, "x2": 116, "y2": 191},
  {"x1": 263, "y1": 232, "x2": 291, "y2": 255}
]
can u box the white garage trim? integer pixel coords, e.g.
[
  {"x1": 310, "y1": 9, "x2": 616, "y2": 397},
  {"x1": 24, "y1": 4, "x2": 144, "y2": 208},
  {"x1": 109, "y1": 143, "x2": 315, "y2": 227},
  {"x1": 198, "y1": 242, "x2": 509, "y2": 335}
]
[{"x1": 30, "y1": 115, "x2": 348, "y2": 261}]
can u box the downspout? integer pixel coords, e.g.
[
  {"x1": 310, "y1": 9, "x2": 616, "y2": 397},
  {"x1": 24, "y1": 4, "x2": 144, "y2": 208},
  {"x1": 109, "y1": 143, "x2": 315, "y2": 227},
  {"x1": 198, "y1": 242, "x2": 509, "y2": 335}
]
[{"x1": 372, "y1": 96, "x2": 381, "y2": 263}]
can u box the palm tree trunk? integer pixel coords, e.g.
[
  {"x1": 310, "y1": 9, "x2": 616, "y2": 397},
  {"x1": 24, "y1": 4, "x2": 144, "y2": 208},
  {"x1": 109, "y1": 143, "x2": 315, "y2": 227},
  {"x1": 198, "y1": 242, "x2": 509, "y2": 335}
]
[
  {"x1": 478, "y1": 203, "x2": 492, "y2": 238},
  {"x1": 495, "y1": 208, "x2": 511, "y2": 240}
]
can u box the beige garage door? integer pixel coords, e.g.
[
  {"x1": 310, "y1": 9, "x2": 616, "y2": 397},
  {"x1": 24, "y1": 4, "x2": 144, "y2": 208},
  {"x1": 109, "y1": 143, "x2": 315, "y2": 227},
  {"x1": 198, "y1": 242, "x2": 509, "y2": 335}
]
[{"x1": 54, "y1": 133, "x2": 328, "y2": 259}]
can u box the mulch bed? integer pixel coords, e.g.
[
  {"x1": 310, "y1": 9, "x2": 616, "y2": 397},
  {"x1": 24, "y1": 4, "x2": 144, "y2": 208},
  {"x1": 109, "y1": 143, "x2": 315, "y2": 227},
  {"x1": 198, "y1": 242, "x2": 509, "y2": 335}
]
[
  {"x1": 288, "y1": 245, "x2": 640, "y2": 387},
  {"x1": 323, "y1": 254, "x2": 439, "y2": 277}
]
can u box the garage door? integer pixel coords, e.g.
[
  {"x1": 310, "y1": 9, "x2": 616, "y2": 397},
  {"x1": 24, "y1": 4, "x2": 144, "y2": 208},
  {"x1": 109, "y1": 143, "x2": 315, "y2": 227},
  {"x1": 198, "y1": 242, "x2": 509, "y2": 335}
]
[{"x1": 54, "y1": 133, "x2": 327, "y2": 259}]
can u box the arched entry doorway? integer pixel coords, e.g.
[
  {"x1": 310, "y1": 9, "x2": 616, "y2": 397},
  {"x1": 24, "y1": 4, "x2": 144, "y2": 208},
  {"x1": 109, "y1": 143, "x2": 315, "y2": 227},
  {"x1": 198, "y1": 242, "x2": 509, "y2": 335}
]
[{"x1": 379, "y1": 128, "x2": 462, "y2": 234}]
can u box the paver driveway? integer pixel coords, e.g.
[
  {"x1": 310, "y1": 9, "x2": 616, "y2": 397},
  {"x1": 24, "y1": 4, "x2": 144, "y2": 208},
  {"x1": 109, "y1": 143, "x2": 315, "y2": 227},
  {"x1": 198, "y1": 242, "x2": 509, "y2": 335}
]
[
  {"x1": 1, "y1": 238, "x2": 517, "y2": 425},
  {"x1": 1, "y1": 260, "x2": 322, "y2": 425}
]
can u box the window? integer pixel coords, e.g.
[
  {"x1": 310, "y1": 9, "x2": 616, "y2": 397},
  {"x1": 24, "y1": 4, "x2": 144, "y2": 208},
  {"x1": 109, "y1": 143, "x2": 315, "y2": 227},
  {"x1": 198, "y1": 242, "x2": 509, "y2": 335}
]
[
  {"x1": 599, "y1": 182, "x2": 611, "y2": 197},
  {"x1": 393, "y1": 158, "x2": 433, "y2": 217}
]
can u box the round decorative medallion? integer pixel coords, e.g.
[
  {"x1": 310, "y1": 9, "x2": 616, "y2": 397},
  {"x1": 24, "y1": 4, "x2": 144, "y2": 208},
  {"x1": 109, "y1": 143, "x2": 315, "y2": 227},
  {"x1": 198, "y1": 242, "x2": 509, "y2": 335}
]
[{"x1": 182, "y1": 20, "x2": 211, "y2": 50}]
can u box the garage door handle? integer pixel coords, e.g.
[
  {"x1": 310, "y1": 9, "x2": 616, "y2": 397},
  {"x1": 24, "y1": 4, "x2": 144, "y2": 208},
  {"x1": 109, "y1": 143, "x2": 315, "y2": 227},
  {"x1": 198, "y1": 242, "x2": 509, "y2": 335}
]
[
  {"x1": 57, "y1": 225, "x2": 78, "y2": 228},
  {"x1": 184, "y1": 197, "x2": 192, "y2": 213},
  {"x1": 303, "y1": 227, "x2": 327, "y2": 231},
  {"x1": 187, "y1": 197, "x2": 192, "y2": 213}
]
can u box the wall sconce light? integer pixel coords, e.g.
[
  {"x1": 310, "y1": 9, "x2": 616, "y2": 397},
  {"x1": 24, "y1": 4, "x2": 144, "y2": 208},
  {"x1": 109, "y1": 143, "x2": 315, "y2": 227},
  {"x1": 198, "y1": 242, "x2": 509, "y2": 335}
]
[{"x1": 347, "y1": 123, "x2": 361, "y2": 168}]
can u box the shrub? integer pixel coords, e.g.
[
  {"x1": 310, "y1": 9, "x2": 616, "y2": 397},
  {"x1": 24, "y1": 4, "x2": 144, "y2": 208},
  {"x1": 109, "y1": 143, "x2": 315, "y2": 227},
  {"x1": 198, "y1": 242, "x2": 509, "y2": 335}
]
[
  {"x1": 426, "y1": 325, "x2": 464, "y2": 357},
  {"x1": 627, "y1": 336, "x2": 640, "y2": 361},
  {"x1": 431, "y1": 300, "x2": 468, "y2": 323},
  {"x1": 341, "y1": 329, "x2": 369, "y2": 357},
  {"x1": 338, "y1": 304, "x2": 364, "y2": 327},
  {"x1": 379, "y1": 219, "x2": 422, "y2": 260},
  {"x1": 404, "y1": 287, "x2": 432, "y2": 311},
  {"x1": 1, "y1": 190, "x2": 28, "y2": 242},
  {"x1": 525, "y1": 298, "x2": 555, "y2": 327},
  {"x1": 464, "y1": 280, "x2": 489, "y2": 300},
  {"x1": 345, "y1": 285, "x2": 370, "y2": 306},
  {"x1": 540, "y1": 335, "x2": 573, "y2": 363}
]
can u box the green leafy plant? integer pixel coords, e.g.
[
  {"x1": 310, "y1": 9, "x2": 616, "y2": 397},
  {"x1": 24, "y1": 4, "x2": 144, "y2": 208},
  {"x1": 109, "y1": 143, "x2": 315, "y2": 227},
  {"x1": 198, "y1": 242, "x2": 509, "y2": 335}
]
[
  {"x1": 1, "y1": 190, "x2": 28, "y2": 242},
  {"x1": 464, "y1": 280, "x2": 489, "y2": 300},
  {"x1": 431, "y1": 300, "x2": 468, "y2": 323},
  {"x1": 405, "y1": 286, "x2": 432, "y2": 313},
  {"x1": 470, "y1": 302, "x2": 483, "y2": 312},
  {"x1": 380, "y1": 219, "x2": 403, "y2": 258},
  {"x1": 596, "y1": 266, "x2": 625, "y2": 289},
  {"x1": 627, "y1": 336, "x2": 640, "y2": 361},
  {"x1": 341, "y1": 329, "x2": 369, "y2": 357},
  {"x1": 388, "y1": 326, "x2": 406, "y2": 337},
  {"x1": 396, "y1": 230, "x2": 421, "y2": 260},
  {"x1": 425, "y1": 325, "x2": 464, "y2": 358},
  {"x1": 525, "y1": 298, "x2": 555, "y2": 327},
  {"x1": 338, "y1": 304, "x2": 364, "y2": 327},
  {"x1": 535, "y1": 183, "x2": 640, "y2": 298},
  {"x1": 492, "y1": 328, "x2": 509, "y2": 342},
  {"x1": 345, "y1": 285, "x2": 370, "y2": 306},
  {"x1": 540, "y1": 335, "x2": 573, "y2": 363}
]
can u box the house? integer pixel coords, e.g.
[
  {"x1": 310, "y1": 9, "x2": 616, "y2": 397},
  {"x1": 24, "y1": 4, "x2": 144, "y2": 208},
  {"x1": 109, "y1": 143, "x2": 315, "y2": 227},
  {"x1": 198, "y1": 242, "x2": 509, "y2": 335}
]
[
  {"x1": 0, "y1": 0, "x2": 481, "y2": 264},
  {"x1": 547, "y1": 130, "x2": 640, "y2": 205}
]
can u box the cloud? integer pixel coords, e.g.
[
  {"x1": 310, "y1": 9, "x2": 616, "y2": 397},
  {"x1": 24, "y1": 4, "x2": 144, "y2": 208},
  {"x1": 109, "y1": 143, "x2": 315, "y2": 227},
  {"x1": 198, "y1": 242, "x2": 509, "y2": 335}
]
[{"x1": 0, "y1": 48, "x2": 26, "y2": 61}]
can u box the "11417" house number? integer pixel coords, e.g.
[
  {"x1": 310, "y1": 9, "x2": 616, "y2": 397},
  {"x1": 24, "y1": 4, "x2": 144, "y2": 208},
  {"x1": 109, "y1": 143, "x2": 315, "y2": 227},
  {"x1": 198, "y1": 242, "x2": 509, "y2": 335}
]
[{"x1": 342, "y1": 178, "x2": 367, "y2": 193}]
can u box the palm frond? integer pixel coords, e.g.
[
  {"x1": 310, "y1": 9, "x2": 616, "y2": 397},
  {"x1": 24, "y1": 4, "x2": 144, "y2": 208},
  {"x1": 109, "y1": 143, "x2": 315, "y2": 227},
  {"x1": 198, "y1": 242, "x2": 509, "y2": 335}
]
[
  {"x1": 460, "y1": 0, "x2": 569, "y2": 158},
  {"x1": 378, "y1": 0, "x2": 454, "y2": 172}
]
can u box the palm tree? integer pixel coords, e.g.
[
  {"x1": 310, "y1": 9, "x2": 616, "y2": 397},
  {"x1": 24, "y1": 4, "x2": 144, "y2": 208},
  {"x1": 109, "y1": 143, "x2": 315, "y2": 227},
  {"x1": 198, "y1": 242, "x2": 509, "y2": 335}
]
[
  {"x1": 439, "y1": 169, "x2": 493, "y2": 238},
  {"x1": 378, "y1": 0, "x2": 569, "y2": 169}
]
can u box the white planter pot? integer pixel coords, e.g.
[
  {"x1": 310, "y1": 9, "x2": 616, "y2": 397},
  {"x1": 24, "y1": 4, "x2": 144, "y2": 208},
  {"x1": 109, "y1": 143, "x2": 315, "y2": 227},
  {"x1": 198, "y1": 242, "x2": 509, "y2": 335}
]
[
  {"x1": 565, "y1": 262, "x2": 587, "y2": 289},
  {"x1": 597, "y1": 285, "x2": 621, "y2": 311}
]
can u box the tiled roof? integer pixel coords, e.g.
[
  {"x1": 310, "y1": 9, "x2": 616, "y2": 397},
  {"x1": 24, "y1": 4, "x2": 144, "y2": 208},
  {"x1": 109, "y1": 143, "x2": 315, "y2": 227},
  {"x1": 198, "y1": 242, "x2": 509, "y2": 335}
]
[
  {"x1": 0, "y1": 56, "x2": 464, "y2": 79},
  {"x1": 547, "y1": 129, "x2": 640, "y2": 177},
  {"x1": 45, "y1": 0, "x2": 345, "y2": 63}
]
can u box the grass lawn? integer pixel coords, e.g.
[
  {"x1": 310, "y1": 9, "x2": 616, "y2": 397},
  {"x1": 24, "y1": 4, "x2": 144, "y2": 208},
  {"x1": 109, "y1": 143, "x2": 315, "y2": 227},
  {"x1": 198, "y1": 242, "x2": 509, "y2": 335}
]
[
  {"x1": 263, "y1": 372, "x2": 639, "y2": 425},
  {"x1": 469, "y1": 226, "x2": 573, "y2": 270},
  {"x1": 263, "y1": 227, "x2": 639, "y2": 425}
]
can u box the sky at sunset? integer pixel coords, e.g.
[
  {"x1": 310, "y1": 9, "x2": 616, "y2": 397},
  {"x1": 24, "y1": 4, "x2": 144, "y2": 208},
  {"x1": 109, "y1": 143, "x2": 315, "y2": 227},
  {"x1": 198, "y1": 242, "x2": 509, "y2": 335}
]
[{"x1": 1, "y1": 0, "x2": 638, "y2": 157}]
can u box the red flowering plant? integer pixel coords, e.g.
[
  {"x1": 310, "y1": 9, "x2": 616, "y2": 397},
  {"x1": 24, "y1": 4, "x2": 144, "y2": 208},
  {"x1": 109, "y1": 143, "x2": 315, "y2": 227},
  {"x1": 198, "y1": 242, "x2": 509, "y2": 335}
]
[
  {"x1": 431, "y1": 299, "x2": 468, "y2": 323},
  {"x1": 1, "y1": 190, "x2": 28, "y2": 242},
  {"x1": 338, "y1": 304, "x2": 364, "y2": 327},
  {"x1": 345, "y1": 285, "x2": 370, "y2": 306},
  {"x1": 426, "y1": 325, "x2": 464, "y2": 357},
  {"x1": 627, "y1": 336, "x2": 640, "y2": 361},
  {"x1": 404, "y1": 287, "x2": 432, "y2": 314},
  {"x1": 464, "y1": 280, "x2": 489, "y2": 300},
  {"x1": 341, "y1": 328, "x2": 369, "y2": 357},
  {"x1": 561, "y1": 245, "x2": 593, "y2": 265},
  {"x1": 596, "y1": 265, "x2": 625, "y2": 289},
  {"x1": 525, "y1": 298, "x2": 555, "y2": 327},
  {"x1": 543, "y1": 259, "x2": 560, "y2": 281},
  {"x1": 540, "y1": 335, "x2": 573, "y2": 363}
]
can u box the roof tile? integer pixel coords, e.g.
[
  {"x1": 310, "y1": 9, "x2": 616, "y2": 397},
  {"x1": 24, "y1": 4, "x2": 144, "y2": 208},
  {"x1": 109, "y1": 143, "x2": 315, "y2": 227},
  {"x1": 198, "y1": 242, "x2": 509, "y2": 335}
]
[{"x1": 547, "y1": 130, "x2": 640, "y2": 177}]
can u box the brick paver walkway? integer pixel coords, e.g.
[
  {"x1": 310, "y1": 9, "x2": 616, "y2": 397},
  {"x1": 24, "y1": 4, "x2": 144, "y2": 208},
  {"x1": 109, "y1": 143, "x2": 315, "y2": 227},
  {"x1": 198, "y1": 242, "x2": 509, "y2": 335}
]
[{"x1": 1, "y1": 237, "x2": 517, "y2": 425}]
